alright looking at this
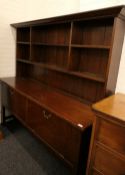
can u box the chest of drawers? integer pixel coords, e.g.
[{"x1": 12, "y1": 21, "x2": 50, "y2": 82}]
[{"x1": 87, "y1": 93, "x2": 125, "y2": 175}]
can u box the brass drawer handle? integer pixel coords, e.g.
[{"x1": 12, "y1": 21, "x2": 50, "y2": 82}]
[{"x1": 43, "y1": 110, "x2": 51, "y2": 119}]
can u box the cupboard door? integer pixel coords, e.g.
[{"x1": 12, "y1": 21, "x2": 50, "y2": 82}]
[
  {"x1": 1, "y1": 83, "x2": 13, "y2": 110},
  {"x1": 2, "y1": 83, "x2": 27, "y2": 121},
  {"x1": 12, "y1": 91, "x2": 27, "y2": 121},
  {"x1": 27, "y1": 100, "x2": 81, "y2": 164}
]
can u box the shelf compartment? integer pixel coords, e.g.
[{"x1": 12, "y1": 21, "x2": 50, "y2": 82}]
[
  {"x1": 31, "y1": 45, "x2": 69, "y2": 69},
  {"x1": 17, "y1": 59, "x2": 105, "y2": 83},
  {"x1": 39, "y1": 70, "x2": 105, "y2": 103},
  {"x1": 17, "y1": 27, "x2": 30, "y2": 42},
  {"x1": 16, "y1": 61, "x2": 33, "y2": 78},
  {"x1": 70, "y1": 48, "x2": 109, "y2": 79},
  {"x1": 17, "y1": 44, "x2": 30, "y2": 60},
  {"x1": 17, "y1": 59, "x2": 67, "y2": 73},
  {"x1": 16, "y1": 59, "x2": 105, "y2": 102},
  {"x1": 72, "y1": 18, "x2": 114, "y2": 46},
  {"x1": 31, "y1": 22, "x2": 71, "y2": 44}
]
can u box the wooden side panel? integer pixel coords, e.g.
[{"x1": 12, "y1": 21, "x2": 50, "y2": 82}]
[{"x1": 106, "y1": 17, "x2": 125, "y2": 95}]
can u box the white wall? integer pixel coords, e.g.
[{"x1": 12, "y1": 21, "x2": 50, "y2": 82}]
[
  {"x1": 0, "y1": 0, "x2": 30, "y2": 78},
  {"x1": 28, "y1": 0, "x2": 79, "y2": 20},
  {"x1": 80, "y1": 0, "x2": 122, "y2": 11}
]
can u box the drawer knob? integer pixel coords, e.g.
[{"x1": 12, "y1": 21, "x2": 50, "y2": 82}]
[{"x1": 43, "y1": 110, "x2": 51, "y2": 119}]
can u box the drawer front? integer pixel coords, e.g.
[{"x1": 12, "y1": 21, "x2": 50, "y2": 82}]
[
  {"x1": 96, "y1": 119, "x2": 125, "y2": 155},
  {"x1": 27, "y1": 100, "x2": 81, "y2": 164},
  {"x1": 93, "y1": 145, "x2": 125, "y2": 175},
  {"x1": 2, "y1": 83, "x2": 27, "y2": 121}
]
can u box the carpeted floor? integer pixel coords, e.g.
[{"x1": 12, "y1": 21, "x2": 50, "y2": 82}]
[{"x1": 0, "y1": 118, "x2": 71, "y2": 175}]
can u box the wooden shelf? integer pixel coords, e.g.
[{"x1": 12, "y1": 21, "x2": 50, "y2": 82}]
[
  {"x1": 17, "y1": 59, "x2": 105, "y2": 82},
  {"x1": 70, "y1": 71, "x2": 105, "y2": 83},
  {"x1": 17, "y1": 59, "x2": 30, "y2": 63},
  {"x1": 71, "y1": 44, "x2": 110, "y2": 50},
  {"x1": 32, "y1": 42, "x2": 69, "y2": 47},
  {"x1": 17, "y1": 59, "x2": 68, "y2": 73},
  {"x1": 17, "y1": 41, "x2": 30, "y2": 45}
]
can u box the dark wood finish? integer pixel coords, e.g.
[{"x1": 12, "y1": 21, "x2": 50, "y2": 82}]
[
  {"x1": 1, "y1": 77, "x2": 93, "y2": 174},
  {"x1": 0, "y1": 131, "x2": 3, "y2": 140},
  {"x1": 1, "y1": 77, "x2": 94, "y2": 127},
  {"x1": 1, "y1": 6, "x2": 125, "y2": 175},
  {"x1": 13, "y1": 6, "x2": 125, "y2": 103},
  {"x1": 1, "y1": 83, "x2": 27, "y2": 121},
  {"x1": 27, "y1": 100, "x2": 83, "y2": 164},
  {"x1": 87, "y1": 93, "x2": 125, "y2": 175}
]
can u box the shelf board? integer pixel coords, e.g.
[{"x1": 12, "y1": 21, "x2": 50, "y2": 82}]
[
  {"x1": 34, "y1": 62, "x2": 68, "y2": 73},
  {"x1": 17, "y1": 59, "x2": 30, "y2": 63},
  {"x1": 17, "y1": 59, "x2": 67, "y2": 73},
  {"x1": 71, "y1": 71, "x2": 105, "y2": 82},
  {"x1": 32, "y1": 42, "x2": 69, "y2": 47},
  {"x1": 17, "y1": 41, "x2": 30, "y2": 45},
  {"x1": 71, "y1": 44, "x2": 110, "y2": 49},
  {"x1": 17, "y1": 59, "x2": 105, "y2": 83}
]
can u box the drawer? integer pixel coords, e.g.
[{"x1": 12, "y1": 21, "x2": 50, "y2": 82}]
[
  {"x1": 2, "y1": 83, "x2": 27, "y2": 121},
  {"x1": 93, "y1": 145, "x2": 125, "y2": 175},
  {"x1": 96, "y1": 119, "x2": 125, "y2": 155},
  {"x1": 27, "y1": 100, "x2": 82, "y2": 164}
]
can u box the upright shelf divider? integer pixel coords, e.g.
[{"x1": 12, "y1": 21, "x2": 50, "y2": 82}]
[{"x1": 67, "y1": 22, "x2": 73, "y2": 70}]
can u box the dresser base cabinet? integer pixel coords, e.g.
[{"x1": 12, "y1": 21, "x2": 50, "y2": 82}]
[
  {"x1": 1, "y1": 80, "x2": 92, "y2": 175},
  {"x1": 1, "y1": 83, "x2": 27, "y2": 123}
]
